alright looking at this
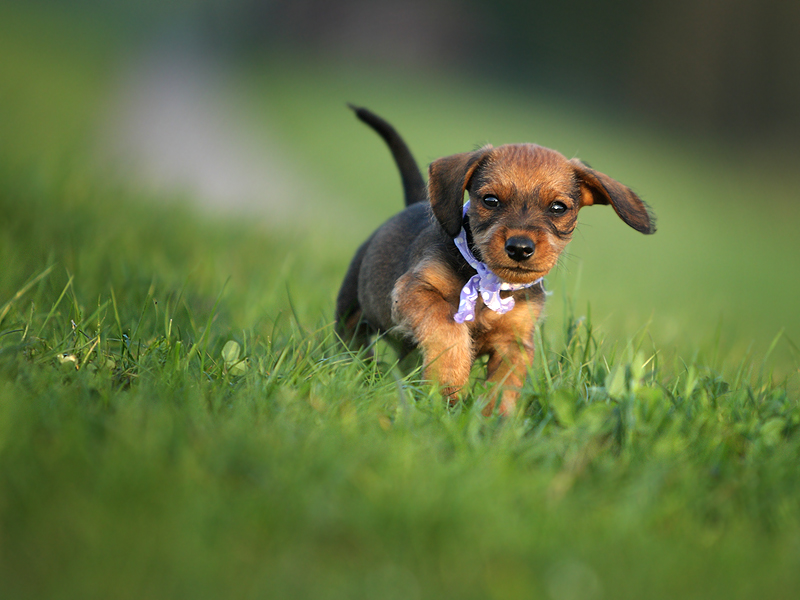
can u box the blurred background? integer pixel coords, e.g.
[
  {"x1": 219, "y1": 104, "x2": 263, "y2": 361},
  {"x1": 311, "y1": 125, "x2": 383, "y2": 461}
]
[
  {"x1": 2, "y1": 0, "x2": 799, "y2": 372},
  {"x1": 116, "y1": 0, "x2": 800, "y2": 139}
]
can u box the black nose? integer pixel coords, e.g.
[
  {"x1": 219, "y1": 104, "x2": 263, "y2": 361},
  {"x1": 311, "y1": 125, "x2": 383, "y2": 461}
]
[{"x1": 505, "y1": 236, "x2": 535, "y2": 262}]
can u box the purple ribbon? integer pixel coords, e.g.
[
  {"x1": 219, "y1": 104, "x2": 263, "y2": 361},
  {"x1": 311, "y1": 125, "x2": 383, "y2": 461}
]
[{"x1": 453, "y1": 200, "x2": 543, "y2": 324}]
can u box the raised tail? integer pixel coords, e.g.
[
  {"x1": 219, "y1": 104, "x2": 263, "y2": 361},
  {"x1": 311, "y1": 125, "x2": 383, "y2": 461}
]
[{"x1": 348, "y1": 104, "x2": 427, "y2": 207}]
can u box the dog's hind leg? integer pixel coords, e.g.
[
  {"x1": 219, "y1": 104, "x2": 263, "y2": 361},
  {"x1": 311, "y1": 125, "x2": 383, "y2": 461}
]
[{"x1": 335, "y1": 242, "x2": 374, "y2": 354}]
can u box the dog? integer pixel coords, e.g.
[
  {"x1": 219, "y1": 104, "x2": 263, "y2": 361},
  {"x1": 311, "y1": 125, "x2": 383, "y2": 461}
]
[{"x1": 336, "y1": 106, "x2": 655, "y2": 415}]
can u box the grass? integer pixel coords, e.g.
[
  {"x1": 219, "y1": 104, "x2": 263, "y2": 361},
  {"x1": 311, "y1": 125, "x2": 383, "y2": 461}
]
[{"x1": 1, "y1": 5, "x2": 800, "y2": 599}]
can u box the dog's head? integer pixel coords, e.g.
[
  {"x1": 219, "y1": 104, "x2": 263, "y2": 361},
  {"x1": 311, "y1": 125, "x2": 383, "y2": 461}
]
[{"x1": 428, "y1": 144, "x2": 655, "y2": 284}]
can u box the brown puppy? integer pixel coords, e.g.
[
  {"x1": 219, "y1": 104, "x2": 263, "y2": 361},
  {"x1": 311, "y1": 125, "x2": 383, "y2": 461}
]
[{"x1": 336, "y1": 106, "x2": 655, "y2": 415}]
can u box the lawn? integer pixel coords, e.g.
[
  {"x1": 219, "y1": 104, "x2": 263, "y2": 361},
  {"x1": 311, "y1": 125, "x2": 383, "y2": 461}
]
[{"x1": 1, "y1": 5, "x2": 799, "y2": 600}]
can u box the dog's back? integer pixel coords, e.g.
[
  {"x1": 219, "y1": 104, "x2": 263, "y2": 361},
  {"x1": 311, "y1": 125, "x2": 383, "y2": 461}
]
[{"x1": 335, "y1": 107, "x2": 437, "y2": 346}]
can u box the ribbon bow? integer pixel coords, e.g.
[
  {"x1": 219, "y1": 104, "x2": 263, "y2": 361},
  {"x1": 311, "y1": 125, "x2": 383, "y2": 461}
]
[{"x1": 453, "y1": 201, "x2": 543, "y2": 323}]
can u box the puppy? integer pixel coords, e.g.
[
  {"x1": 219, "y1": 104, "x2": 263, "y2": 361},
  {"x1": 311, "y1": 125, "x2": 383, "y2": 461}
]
[{"x1": 336, "y1": 106, "x2": 655, "y2": 415}]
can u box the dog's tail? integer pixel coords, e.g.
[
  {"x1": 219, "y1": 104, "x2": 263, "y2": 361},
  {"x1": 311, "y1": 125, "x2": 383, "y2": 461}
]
[{"x1": 348, "y1": 104, "x2": 427, "y2": 206}]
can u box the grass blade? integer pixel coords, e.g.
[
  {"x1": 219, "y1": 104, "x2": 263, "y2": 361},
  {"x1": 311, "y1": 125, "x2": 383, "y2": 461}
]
[{"x1": 0, "y1": 264, "x2": 54, "y2": 326}]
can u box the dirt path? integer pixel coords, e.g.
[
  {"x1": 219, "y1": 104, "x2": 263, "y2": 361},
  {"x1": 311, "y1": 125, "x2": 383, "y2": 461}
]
[{"x1": 99, "y1": 46, "x2": 330, "y2": 225}]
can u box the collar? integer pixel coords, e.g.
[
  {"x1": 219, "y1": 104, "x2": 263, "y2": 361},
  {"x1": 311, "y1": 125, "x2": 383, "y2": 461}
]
[{"x1": 453, "y1": 200, "x2": 544, "y2": 323}]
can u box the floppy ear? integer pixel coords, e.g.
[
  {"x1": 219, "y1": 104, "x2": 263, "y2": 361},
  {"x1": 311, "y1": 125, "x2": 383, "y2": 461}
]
[
  {"x1": 428, "y1": 146, "x2": 493, "y2": 237},
  {"x1": 570, "y1": 159, "x2": 656, "y2": 234}
]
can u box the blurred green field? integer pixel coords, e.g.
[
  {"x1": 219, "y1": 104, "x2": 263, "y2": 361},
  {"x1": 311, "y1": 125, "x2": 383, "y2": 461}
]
[
  {"x1": 238, "y1": 58, "x2": 800, "y2": 376},
  {"x1": 1, "y1": 5, "x2": 800, "y2": 600}
]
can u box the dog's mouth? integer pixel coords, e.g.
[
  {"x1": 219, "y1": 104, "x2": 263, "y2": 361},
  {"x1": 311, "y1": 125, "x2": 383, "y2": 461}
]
[
  {"x1": 476, "y1": 246, "x2": 549, "y2": 281},
  {"x1": 471, "y1": 230, "x2": 553, "y2": 283},
  {"x1": 491, "y1": 263, "x2": 548, "y2": 284}
]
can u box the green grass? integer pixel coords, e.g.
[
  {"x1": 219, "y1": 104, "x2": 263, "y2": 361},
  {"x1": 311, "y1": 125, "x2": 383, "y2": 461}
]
[{"x1": 1, "y1": 5, "x2": 800, "y2": 600}]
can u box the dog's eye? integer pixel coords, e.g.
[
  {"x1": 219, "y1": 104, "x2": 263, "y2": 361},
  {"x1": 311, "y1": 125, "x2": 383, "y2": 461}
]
[
  {"x1": 482, "y1": 196, "x2": 500, "y2": 208},
  {"x1": 549, "y1": 201, "x2": 568, "y2": 215}
]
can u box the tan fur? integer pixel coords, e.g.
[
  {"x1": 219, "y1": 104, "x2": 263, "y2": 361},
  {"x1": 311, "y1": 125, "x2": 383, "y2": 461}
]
[{"x1": 392, "y1": 261, "x2": 473, "y2": 396}]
